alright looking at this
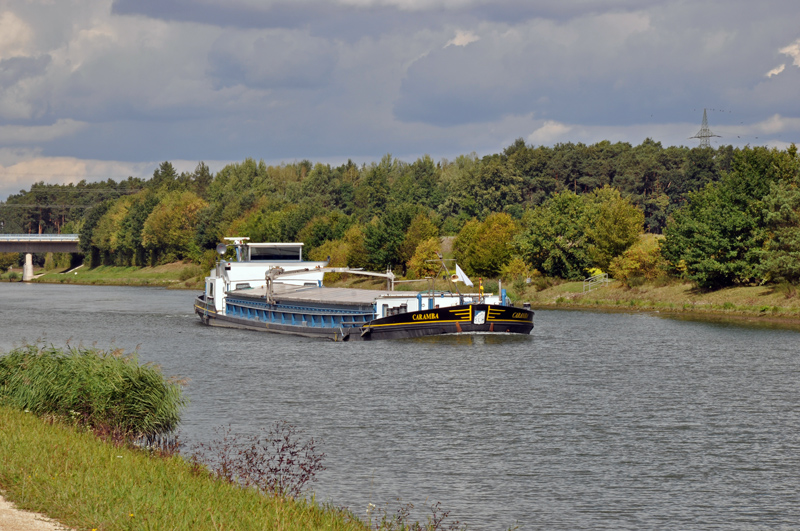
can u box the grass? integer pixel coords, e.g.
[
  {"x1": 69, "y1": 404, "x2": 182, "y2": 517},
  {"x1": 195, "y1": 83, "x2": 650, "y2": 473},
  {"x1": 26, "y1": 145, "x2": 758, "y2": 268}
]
[
  {"x1": 0, "y1": 405, "x2": 367, "y2": 531},
  {"x1": 517, "y1": 278, "x2": 800, "y2": 325},
  {"x1": 29, "y1": 263, "x2": 205, "y2": 289}
]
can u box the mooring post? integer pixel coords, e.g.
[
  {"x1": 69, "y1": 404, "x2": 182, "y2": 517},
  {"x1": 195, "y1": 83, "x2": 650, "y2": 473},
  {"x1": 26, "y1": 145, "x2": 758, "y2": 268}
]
[{"x1": 22, "y1": 253, "x2": 33, "y2": 281}]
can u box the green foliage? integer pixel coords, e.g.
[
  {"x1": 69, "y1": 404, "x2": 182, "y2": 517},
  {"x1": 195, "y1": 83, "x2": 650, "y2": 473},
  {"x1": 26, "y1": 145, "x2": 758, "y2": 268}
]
[
  {"x1": 141, "y1": 190, "x2": 208, "y2": 263},
  {"x1": 0, "y1": 344, "x2": 186, "y2": 437},
  {"x1": 0, "y1": 252, "x2": 19, "y2": 271},
  {"x1": 399, "y1": 212, "x2": 439, "y2": 266},
  {"x1": 758, "y1": 147, "x2": 800, "y2": 282},
  {"x1": 407, "y1": 237, "x2": 441, "y2": 279},
  {"x1": 662, "y1": 146, "x2": 796, "y2": 289},
  {"x1": 7, "y1": 140, "x2": 787, "y2": 281},
  {"x1": 296, "y1": 210, "x2": 351, "y2": 256},
  {"x1": 363, "y1": 203, "x2": 418, "y2": 270},
  {"x1": 309, "y1": 239, "x2": 349, "y2": 281},
  {"x1": 514, "y1": 191, "x2": 591, "y2": 280},
  {"x1": 584, "y1": 185, "x2": 644, "y2": 270},
  {"x1": 343, "y1": 224, "x2": 369, "y2": 269},
  {"x1": 453, "y1": 212, "x2": 518, "y2": 277},
  {"x1": 608, "y1": 234, "x2": 667, "y2": 284}
]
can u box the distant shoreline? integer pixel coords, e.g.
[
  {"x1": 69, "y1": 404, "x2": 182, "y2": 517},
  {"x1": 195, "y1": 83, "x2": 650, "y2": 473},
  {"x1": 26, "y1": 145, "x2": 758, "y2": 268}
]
[
  {"x1": 526, "y1": 280, "x2": 800, "y2": 330},
  {"x1": 8, "y1": 267, "x2": 800, "y2": 329}
]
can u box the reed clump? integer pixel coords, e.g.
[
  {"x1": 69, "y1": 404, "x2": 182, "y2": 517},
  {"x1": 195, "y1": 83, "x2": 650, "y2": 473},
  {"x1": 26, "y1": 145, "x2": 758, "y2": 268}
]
[{"x1": 0, "y1": 344, "x2": 186, "y2": 440}]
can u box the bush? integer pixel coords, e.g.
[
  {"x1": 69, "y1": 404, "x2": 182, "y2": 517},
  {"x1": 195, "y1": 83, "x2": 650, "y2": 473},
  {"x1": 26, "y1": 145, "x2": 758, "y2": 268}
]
[
  {"x1": 608, "y1": 234, "x2": 667, "y2": 286},
  {"x1": 179, "y1": 263, "x2": 204, "y2": 281},
  {"x1": 0, "y1": 344, "x2": 187, "y2": 439}
]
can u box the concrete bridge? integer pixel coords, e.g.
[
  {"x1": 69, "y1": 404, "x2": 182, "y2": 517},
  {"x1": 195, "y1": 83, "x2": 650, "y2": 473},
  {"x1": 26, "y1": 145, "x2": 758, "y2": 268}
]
[{"x1": 0, "y1": 234, "x2": 81, "y2": 281}]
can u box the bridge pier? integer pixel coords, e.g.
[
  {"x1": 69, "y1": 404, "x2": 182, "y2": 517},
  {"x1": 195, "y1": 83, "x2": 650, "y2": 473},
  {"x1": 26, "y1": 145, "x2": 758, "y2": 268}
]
[{"x1": 23, "y1": 253, "x2": 34, "y2": 281}]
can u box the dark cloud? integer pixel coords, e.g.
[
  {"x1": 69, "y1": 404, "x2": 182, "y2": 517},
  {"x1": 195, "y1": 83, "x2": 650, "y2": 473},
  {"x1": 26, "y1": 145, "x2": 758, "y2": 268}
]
[
  {"x1": 111, "y1": 0, "x2": 327, "y2": 29},
  {"x1": 0, "y1": 55, "x2": 51, "y2": 89},
  {"x1": 207, "y1": 32, "x2": 337, "y2": 90}
]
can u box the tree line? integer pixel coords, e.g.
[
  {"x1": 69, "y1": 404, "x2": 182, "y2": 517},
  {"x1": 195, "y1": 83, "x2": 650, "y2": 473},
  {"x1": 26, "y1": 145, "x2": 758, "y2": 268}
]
[{"x1": 1, "y1": 139, "x2": 797, "y2": 290}]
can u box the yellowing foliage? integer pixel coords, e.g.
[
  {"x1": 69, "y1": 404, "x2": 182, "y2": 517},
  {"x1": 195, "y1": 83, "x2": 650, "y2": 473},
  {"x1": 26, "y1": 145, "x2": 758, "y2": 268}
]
[{"x1": 141, "y1": 191, "x2": 208, "y2": 261}]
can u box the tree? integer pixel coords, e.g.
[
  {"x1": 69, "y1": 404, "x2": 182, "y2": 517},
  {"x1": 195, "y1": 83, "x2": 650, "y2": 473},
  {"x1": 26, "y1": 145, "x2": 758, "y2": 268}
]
[
  {"x1": 453, "y1": 212, "x2": 518, "y2": 277},
  {"x1": 662, "y1": 146, "x2": 787, "y2": 289},
  {"x1": 757, "y1": 144, "x2": 800, "y2": 282},
  {"x1": 141, "y1": 191, "x2": 208, "y2": 263},
  {"x1": 514, "y1": 191, "x2": 590, "y2": 279},
  {"x1": 407, "y1": 237, "x2": 441, "y2": 279},
  {"x1": 583, "y1": 186, "x2": 644, "y2": 270},
  {"x1": 398, "y1": 212, "x2": 439, "y2": 266}
]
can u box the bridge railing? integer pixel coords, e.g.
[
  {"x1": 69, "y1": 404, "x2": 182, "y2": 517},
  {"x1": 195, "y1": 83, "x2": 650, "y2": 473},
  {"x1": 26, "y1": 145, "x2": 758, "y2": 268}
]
[{"x1": 0, "y1": 234, "x2": 80, "y2": 241}]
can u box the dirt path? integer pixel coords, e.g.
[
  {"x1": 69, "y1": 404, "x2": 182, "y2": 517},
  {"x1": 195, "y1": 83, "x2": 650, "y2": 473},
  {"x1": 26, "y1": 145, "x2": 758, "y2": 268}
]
[{"x1": 0, "y1": 495, "x2": 71, "y2": 531}]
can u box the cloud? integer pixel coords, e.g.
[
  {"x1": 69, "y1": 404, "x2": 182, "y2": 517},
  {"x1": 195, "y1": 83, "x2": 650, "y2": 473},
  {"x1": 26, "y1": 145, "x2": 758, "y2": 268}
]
[
  {"x1": 0, "y1": 119, "x2": 87, "y2": 144},
  {"x1": 0, "y1": 10, "x2": 33, "y2": 58},
  {"x1": 766, "y1": 64, "x2": 785, "y2": 77},
  {"x1": 207, "y1": 30, "x2": 338, "y2": 90},
  {"x1": 780, "y1": 39, "x2": 800, "y2": 67},
  {"x1": 527, "y1": 120, "x2": 572, "y2": 145},
  {"x1": 445, "y1": 30, "x2": 479, "y2": 47}
]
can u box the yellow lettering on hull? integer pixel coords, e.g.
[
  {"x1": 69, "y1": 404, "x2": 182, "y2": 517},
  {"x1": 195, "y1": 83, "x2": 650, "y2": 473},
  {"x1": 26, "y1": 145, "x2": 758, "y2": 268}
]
[{"x1": 412, "y1": 312, "x2": 439, "y2": 321}]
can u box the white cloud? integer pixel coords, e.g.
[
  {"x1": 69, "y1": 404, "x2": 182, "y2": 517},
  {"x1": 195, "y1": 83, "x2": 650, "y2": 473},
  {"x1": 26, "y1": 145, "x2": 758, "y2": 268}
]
[
  {"x1": 766, "y1": 64, "x2": 785, "y2": 77},
  {"x1": 780, "y1": 39, "x2": 800, "y2": 67},
  {"x1": 754, "y1": 113, "x2": 800, "y2": 134},
  {"x1": 527, "y1": 120, "x2": 572, "y2": 145},
  {"x1": 445, "y1": 30, "x2": 480, "y2": 48},
  {"x1": 0, "y1": 11, "x2": 33, "y2": 59}
]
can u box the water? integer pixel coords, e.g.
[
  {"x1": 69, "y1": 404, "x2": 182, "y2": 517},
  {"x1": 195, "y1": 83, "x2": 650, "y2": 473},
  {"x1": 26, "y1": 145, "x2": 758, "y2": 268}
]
[{"x1": 2, "y1": 283, "x2": 800, "y2": 529}]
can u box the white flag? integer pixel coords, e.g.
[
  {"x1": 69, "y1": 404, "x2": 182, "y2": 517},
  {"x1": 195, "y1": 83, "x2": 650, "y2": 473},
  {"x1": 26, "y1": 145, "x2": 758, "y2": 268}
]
[{"x1": 455, "y1": 263, "x2": 474, "y2": 286}]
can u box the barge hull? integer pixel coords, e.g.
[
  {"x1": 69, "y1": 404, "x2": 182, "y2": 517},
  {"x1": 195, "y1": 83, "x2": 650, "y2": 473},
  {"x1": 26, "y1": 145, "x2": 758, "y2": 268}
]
[{"x1": 195, "y1": 296, "x2": 533, "y2": 341}]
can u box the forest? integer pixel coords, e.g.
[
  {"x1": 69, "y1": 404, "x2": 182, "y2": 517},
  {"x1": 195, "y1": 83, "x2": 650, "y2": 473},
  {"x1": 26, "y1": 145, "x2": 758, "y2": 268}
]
[{"x1": 1, "y1": 138, "x2": 798, "y2": 291}]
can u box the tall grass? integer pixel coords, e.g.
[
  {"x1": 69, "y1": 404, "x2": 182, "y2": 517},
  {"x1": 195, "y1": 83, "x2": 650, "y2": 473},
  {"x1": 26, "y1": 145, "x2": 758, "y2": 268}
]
[{"x1": 0, "y1": 344, "x2": 186, "y2": 439}]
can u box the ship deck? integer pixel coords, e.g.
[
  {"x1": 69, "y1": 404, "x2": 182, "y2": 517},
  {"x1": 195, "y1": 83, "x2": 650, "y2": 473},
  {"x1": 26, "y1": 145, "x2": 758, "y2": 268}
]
[{"x1": 232, "y1": 284, "x2": 402, "y2": 306}]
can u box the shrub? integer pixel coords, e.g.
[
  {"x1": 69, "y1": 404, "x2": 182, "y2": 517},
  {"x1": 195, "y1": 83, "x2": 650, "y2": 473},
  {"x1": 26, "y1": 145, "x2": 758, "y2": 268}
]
[
  {"x1": 179, "y1": 264, "x2": 204, "y2": 281},
  {"x1": 608, "y1": 234, "x2": 667, "y2": 285},
  {"x1": 0, "y1": 344, "x2": 186, "y2": 439}
]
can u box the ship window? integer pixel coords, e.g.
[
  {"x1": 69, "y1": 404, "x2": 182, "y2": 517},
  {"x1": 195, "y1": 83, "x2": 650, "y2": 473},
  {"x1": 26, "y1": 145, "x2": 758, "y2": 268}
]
[
  {"x1": 235, "y1": 282, "x2": 251, "y2": 290},
  {"x1": 382, "y1": 304, "x2": 388, "y2": 317},
  {"x1": 207, "y1": 282, "x2": 214, "y2": 297},
  {"x1": 249, "y1": 245, "x2": 302, "y2": 261}
]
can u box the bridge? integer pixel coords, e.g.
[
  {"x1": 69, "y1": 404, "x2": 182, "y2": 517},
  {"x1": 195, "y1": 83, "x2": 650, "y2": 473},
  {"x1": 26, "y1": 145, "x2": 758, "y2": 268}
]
[{"x1": 0, "y1": 234, "x2": 81, "y2": 281}]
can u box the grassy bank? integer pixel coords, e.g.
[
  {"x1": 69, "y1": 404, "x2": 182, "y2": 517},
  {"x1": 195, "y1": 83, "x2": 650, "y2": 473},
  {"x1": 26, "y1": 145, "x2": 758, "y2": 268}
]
[
  {"x1": 14, "y1": 262, "x2": 206, "y2": 290},
  {"x1": 0, "y1": 405, "x2": 365, "y2": 531},
  {"x1": 522, "y1": 279, "x2": 800, "y2": 326}
]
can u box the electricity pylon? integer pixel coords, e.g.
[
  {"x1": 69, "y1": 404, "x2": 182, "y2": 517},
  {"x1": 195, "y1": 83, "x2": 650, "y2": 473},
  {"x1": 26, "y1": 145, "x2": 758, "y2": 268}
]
[{"x1": 690, "y1": 108, "x2": 720, "y2": 148}]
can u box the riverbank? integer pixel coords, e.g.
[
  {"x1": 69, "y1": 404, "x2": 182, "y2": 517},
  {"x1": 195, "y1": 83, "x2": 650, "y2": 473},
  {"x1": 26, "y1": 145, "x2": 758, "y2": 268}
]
[
  {"x1": 0, "y1": 405, "x2": 367, "y2": 531},
  {"x1": 525, "y1": 279, "x2": 800, "y2": 328},
  {"x1": 3, "y1": 263, "x2": 205, "y2": 290}
]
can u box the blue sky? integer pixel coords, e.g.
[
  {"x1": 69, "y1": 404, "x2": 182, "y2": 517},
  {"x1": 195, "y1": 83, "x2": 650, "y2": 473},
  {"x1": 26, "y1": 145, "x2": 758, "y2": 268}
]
[{"x1": 1, "y1": 0, "x2": 799, "y2": 200}]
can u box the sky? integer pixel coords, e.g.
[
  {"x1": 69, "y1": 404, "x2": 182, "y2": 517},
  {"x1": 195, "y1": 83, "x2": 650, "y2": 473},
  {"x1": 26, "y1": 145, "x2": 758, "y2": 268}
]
[{"x1": 1, "y1": 0, "x2": 799, "y2": 200}]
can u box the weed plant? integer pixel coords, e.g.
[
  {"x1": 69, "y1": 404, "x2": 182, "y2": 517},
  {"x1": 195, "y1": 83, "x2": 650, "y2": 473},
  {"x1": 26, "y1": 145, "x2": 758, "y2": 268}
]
[
  {"x1": 0, "y1": 344, "x2": 186, "y2": 439},
  {"x1": 190, "y1": 423, "x2": 326, "y2": 499}
]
